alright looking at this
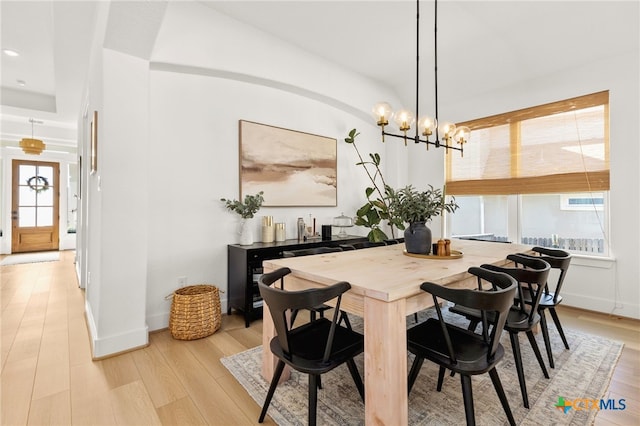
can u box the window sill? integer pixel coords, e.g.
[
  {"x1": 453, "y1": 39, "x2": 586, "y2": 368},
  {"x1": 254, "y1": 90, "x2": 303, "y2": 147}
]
[{"x1": 571, "y1": 254, "x2": 615, "y2": 269}]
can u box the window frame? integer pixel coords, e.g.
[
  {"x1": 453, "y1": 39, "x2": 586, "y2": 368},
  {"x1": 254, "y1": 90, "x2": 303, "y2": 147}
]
[
  {"x1": 446, "y1": 91, "x2": 610, "y2": 195},
  {"x1": 446, "y1": 91, "x2": 610, "y2": 256}
]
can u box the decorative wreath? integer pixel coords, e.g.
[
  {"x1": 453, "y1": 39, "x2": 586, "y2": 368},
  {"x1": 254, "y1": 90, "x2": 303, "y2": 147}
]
[{"x1": 27, "y1": 175, "x2": 50, "y2": 193}]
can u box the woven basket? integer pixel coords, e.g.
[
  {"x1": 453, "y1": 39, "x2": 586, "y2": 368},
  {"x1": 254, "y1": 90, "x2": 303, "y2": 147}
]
[{"x1": 169, "y1": 284, "x2": 221, "y2": 340}]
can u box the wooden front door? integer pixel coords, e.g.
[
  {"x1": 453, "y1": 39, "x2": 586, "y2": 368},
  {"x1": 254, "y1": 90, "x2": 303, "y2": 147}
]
[{"x1": 11, "y1": 160, "x2": 60, "y2": 253}]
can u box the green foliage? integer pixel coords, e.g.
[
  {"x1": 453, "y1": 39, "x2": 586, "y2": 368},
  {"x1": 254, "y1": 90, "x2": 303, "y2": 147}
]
[
  {"x1": 387, "y1": 185, "x2": 459, "y2": 224},
  {"x1": 345, "y1": 128, "x2": 459, "y2": 240},
  {"x1": 344, "y1": 129, "x2": 399, "y2": 240},
  {"x1": 220, "y1": 191, "x2": 264, "y2": 218}
]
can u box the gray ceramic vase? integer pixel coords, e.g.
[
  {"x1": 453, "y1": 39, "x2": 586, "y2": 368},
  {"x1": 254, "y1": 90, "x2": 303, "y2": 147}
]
[{"x1": 404, "y1": 222, "x2": 432, "y2": 254}]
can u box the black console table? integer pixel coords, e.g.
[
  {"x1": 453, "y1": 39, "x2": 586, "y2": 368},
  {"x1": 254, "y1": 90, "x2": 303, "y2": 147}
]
[{"x1": 227, "y1": 235, "x2": 367, "y2": 327}]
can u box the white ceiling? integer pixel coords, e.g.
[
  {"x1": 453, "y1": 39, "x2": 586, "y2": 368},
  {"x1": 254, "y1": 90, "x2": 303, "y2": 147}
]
[
  {"x1": 1, "y1": 0, "x2": 637, "y2": 151},
  {"x1": 1, "y1": 0, "x2": 97, "y2": 150}
]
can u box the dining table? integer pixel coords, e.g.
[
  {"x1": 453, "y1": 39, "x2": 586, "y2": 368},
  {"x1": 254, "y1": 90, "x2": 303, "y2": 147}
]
[{"x1": 260, "y1": 238, "x2": 532, "y2": 425}]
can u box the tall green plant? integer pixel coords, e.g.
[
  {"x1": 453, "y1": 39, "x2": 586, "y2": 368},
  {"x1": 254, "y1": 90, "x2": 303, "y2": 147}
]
[{"x1": 344, "y1": 129, "x2": 403, "y2": 241}]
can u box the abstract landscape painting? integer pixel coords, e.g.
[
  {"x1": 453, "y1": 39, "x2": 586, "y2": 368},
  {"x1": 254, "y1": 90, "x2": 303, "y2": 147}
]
[{"x1": 239, "y1": 120, "x2": 337, "y2": 206}]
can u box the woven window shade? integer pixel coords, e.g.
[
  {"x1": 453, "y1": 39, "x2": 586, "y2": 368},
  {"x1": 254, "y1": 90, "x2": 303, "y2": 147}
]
[{"x1": 446, "y1": 91, "x2": 609, "y2": 195}]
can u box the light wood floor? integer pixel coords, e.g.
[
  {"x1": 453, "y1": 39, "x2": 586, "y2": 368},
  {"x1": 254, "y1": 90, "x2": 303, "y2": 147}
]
[{"x1": 1, "y1": 251, "x2": 638, "y2": 425}]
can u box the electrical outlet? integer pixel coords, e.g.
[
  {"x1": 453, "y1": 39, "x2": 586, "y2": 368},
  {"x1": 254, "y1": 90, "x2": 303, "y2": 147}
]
[{"x1": 177, "y1": 276, "x2": 188, "y2": 287}]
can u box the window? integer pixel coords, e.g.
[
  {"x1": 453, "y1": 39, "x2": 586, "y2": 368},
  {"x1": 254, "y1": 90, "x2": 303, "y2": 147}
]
[{"x1": 447, "y1": 92, "x2": 609, "y2": 256}]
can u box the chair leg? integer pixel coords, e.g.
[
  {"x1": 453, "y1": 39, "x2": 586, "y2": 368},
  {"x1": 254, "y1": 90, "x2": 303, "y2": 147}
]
[
  {"x1": 407, "y1": 356, "x2": 424, "y2": 393},
  {"x1": 488, "y1": 368, "x2": 516, "y2": 426},
  {"x1": 526, "y1": 330, "x2": 549, "y2": 379},
  {"x1": 539, "y1": 310, "x2": 555, "y2": 368},
  {"x1": 467, "y1": 320, "x2": 479, "y2": 332},
  {"x1": 509, "y1": 332, "x2": 529, "y2": 409},
  {"x1": 259, "y1": 360, "x2": 285, "y2": 423},
  {"x1": 436, "y1": 366, "x2": 446, "y2": 391},
  {"x1": 414, "y1": 312, "x2": 419, "y2": 323},
  {"x1": 310, "y1": 310, "x2": 317, "y2": 322},
  {"x1": 346, "y1": 358, "x2": 365, "y2": 402},
  {"x1": 308, "y1": 374, "x2": 318, "y2": 426},
  {"x1": 460, "y1": 374, "x2": 476, "y2": 426},
  {"x1": 339, "y1": 311, "x2": 353, "y2": 330},
  {"x1": 549, "y1": 307, "x2": 570, "y2": 350}
]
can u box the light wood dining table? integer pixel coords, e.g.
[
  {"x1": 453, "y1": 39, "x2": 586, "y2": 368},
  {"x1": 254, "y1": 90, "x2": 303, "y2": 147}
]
[{"x1": 261, "y1": 238, "x2": 532, "y2": 425}]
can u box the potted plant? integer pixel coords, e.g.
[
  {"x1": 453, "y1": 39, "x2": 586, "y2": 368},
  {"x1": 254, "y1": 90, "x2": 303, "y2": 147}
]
[
  {"x1": 387, "y1": 185, "x2": 458, "y2": 254},
  {"x1": 344, "y1": 129, "x2": 404, "y2": 241},
  {"x1": 220, "y1": 191, "x2": 264, "y2": 245}
]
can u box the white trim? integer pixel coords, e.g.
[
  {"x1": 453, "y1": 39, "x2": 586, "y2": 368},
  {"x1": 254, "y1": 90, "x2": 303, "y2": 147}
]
[
  {"x1": 92, "y1": 325, "x2": 149, "y2": 359},
  {"x1": 563, "y1": 291, "x2": 638, "y2": 319},
  {"x1": 85, "y1": 299, "x2": 149, "y2": 358},
  {"x1": 84, "y1": 299, "x2": 98, "y2": 353},
  {"x1": 571, "y1": 254, "x2": 616, "y2": 269},
  {"x1": 146, "y1": 298, "x2": 228, "y2": 332}
]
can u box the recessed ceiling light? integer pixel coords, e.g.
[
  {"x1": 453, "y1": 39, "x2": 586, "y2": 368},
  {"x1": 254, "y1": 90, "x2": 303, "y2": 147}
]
[
  {"x1": 3, "y1": 49, "x2": 20, "y2": 57},
  {"x1": 17, "y1": 79, "x2": 26, "y2": 86}
]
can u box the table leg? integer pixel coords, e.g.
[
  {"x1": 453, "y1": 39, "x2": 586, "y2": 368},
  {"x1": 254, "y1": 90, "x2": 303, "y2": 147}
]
[
  {"x1": 364, "y1": 297, "x2": 408, "y2": 425},
  {"x1": 261, "y1": 301, "x2": 290, "y2": 382}
]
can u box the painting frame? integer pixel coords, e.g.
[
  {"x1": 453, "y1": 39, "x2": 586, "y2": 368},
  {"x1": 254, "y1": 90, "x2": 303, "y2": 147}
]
[
  {"x1": 239, "y1": 120, "x2": 337, "y2": 207},
  {"x1": 90, "y1": 110, "x2": 98, "y2": 174}
]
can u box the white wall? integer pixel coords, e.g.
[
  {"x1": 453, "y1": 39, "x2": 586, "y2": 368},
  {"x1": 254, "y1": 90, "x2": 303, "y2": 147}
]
[
  {"x1": 143, "y1": 1, "x2": 404, "y2": 330},
  {"x1": 80, "y1": 0, "x2": 638, "y2": 357},
  {"x1": 438, "y1": 50, "x2": 640, "y2": 319},
  {"x1": 145, "y1": 72, "x2": 374, "y2": 328},
  {"x1": 80, "y1": 0, "x2": 153, "y2": 356}
]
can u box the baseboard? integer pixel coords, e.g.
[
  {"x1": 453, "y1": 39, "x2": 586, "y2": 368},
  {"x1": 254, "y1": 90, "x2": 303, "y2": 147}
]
[
  {"x1": 563, "y1": 291, "x2": 640, "y2": 320},
  {"x1": 147, "y1": 297, "x2": 229, "y2": 332},
  {"x1": 85, "y1": 300, "x2": 149, "y2": 358},
  {"x1": 146, "y1": 312, "x2": 170, "y2": 332}
]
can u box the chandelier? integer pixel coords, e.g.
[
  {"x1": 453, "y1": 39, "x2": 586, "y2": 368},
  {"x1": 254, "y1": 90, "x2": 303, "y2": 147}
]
[
  {"x1": 19, "y1": 118, "x2": 46, "y2": 155},
  {"x1": 372, "y1": 0, "x2": 469, "y2": 156}
]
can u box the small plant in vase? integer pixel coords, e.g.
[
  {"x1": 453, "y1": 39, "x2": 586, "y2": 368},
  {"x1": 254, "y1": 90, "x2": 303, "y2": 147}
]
[
  {"x1": 220, "y1": 191, "x2": 264, "y2": 245},
  {"x1": 387, "y1": 185, "x2": 458, "y2": 254}
]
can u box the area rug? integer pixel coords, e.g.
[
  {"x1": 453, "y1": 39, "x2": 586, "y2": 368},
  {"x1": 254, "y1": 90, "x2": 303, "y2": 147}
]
[
  {"x1": 222, "y1": 307, "x2": 623, "y2": 425},
  {"x1": 0, "y1": 251, "x2": 60, "y2": 266}
]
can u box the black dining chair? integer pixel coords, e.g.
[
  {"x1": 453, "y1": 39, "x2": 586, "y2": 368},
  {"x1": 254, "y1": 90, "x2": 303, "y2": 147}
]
[
  {"x1": 258, "y1": 268, "x2": 365, "y2": 426},
  {"x1": 516, "y1": 247, "x2": 572, "y2": 368},
  {"x1": 407, "y1": 267, "x2": 518, "y2": 426},
  {"x1": 282, "y1": 246, "x2": 343, "y2": 258},
  {"x1": 281, "y1": 247, "x2": 351, "y2": 329},
  {"x1": 449, "y1": 254, "x2": 551, "y2": 409},
  {"x1": 338, "y1": 244, "x2": 357, "y2": 251},
  {"x1": 349, "y1": 241, "x2": 387, "y2": 249}
]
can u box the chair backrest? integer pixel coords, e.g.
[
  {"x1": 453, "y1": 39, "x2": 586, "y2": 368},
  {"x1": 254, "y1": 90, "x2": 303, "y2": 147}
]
[
  {"x1": 259, "y1": 267, "x2": 350, "y2": 362},
  {"x1": 282, "y1": 246, "x2": 343, "y2": 258},
  {"x1": 481, "y1": 254, "x2": 551, "y2": 324},
  {"x1": 530, "y1": 247, "x2": 571, "y2": 303},
  {"x1": 420, "y1": 267, "x2": 517, "y2": 364},
  {"x1": 350, "y1": 241, "x2": 387, "y2": 249}
]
